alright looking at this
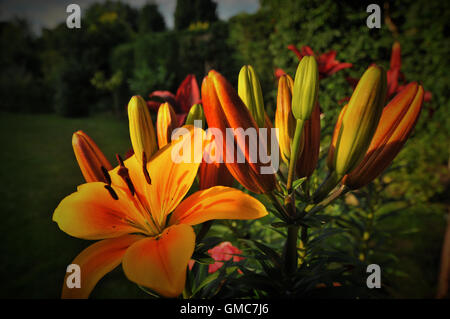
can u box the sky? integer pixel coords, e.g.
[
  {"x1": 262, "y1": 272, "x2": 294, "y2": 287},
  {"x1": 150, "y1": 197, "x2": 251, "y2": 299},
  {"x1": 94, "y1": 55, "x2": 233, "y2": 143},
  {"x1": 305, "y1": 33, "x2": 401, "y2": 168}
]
[{"x1": 0, "y1": 0, "x2": 260, "y2": 34}]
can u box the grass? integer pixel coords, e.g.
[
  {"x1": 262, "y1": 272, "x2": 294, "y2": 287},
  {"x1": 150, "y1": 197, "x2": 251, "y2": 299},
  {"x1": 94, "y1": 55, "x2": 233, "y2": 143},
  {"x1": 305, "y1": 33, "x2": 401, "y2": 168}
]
[{"x1": 0, "y1": 112, "x2": 148, "y2": 298}]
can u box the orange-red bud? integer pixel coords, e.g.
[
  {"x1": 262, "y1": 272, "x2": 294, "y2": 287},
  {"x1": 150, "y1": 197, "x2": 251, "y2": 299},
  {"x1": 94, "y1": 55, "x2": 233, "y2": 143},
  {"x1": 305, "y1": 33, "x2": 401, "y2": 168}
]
[
  {"x1": 275, "y1": 74, "x2": 296, "y2": 163},
  {"x1": 296, "y1": 103, "x2": 321, "y2": 178},
  {"x1": 199, "y1": 137, "x2": 235, "y2": 189},
  {"x1": 343, "y1": 82, "x2": 424, "y2": 189},
  {"x1": 72, "y1": 130, "x2": 113, "y2": 183},
  {"x1": 201, "y1": 70, "x2": 276, "y2": 194},
  {"x1": 327, "y1": 65, "x2": 387, "y2": 178}
]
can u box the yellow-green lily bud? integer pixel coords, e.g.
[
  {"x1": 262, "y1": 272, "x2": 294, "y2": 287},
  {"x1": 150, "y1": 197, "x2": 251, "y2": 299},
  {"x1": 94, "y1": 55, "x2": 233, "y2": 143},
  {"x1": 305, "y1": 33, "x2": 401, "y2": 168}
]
[
  {"x1": 185, "y1": 103, "x2": 205, "y2": 129},
  {"x1": 238, "y1": 65, "x2": 265, "y2": 127},
  {"x1": 292, "y1": 56, "x2": 319, "y2": 121},
  {"x1": 128, "y1": 95, "x2": 158, "y2": 163},
  {"x1": 330, "y1": 65, "x2": 387, "y2": 178}
]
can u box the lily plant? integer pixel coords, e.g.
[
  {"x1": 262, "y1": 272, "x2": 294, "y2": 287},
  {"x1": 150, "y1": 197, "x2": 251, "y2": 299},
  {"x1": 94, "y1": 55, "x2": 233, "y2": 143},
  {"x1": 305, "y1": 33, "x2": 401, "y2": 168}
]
[{"x1": 54, "y1": 45, "x2": 424, "y2": 298}]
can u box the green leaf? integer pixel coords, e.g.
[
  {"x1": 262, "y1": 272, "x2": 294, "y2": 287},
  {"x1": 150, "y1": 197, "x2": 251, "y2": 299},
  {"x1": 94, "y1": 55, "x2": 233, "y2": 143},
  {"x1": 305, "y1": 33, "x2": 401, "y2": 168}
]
[{"x1": 293, "y1": 177, "x2": 307, "y2": 191}]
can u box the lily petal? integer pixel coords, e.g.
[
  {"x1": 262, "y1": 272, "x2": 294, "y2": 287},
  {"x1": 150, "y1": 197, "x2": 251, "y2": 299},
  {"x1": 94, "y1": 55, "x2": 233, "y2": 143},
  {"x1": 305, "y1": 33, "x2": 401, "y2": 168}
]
[
  {"x1": 122, "y1": 224, "x2": 195, "y2": 298},
  {"x1": 62, "y1": 235, "x2": 143, "y2": 299},
  {"x1": 53, "y1": 183, "x2": 152, "y2": 240},
  {"x1": 109, "y1": 126, "x2": 205, "y2": 228},
  {"x1": 169, "y1": 186, "x2": 268, "y2": 226},
  {"x1": 176, "y1": 74, "x2": 201, "y2": 113},
  {"x1": 147, "y1": 125, "x2": 205, "y2": 226}
]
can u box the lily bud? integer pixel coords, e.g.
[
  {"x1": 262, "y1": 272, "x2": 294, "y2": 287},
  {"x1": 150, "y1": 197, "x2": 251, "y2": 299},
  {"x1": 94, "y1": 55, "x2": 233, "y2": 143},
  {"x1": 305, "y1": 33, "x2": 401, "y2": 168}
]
[
  {"x1": 185, "y1": 103, "x2": 206, "y2": 129},
  {"x1": 202, "y1": 70, "x2": 276, "y2": 194},
  {"x1": 238, "y1": 65, "x2": 265, "y2": 127},
  {"x1": 72, "y1": 130, "x2": 112, "y2": 183},
  {"x1": 328, "y1": 65, "x2": 387, "y2": 178},
  {"x1": 296, "y1": 102, "x2": 320, "y2": 178},
  {"x1": 390, "y1": 42, "x2": 401, "y2": 70},
  {"x1": 326, "y1": 104, "x2": 347, "y2": 169},
  {"x1": 343, "y1": 82, "x2": 424, "y2": 189},
  {"x1": 128, "y1": 95, "x2": 157, "y2": 162},
  {"x1": 199, "y1": 135, "x2": 235, "y2": 189},
  {"x1": 157, "y1": 102, "x2": 178, "y2": 148},
  {"x1": 292, "y1": 56, "x2": 319, "y2": 121},
  {"x1": 275, "y1": 74, "x2": 296, "y2": 163}
]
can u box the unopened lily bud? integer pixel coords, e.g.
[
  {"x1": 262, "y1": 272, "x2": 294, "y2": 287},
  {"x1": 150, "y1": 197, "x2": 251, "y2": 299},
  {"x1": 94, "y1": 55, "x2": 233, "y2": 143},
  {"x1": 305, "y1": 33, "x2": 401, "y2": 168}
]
[
  {"x1": 128, "y1": 95, "x2": 157, "y2": 162},
  {"x1": 343, "y1": 82, "x2": 423, "y2": 189},
  {"x1": 314, "y1": 66, "x2": 387, "y2": 203},
  {"x1": 296, "y1": 102, "x2": 320, "y2": 178},
  {"x1": 157, "y1": 102, "x2": 178, "y2": 148},
  {"x1": 72, "y1": 130, "x2": 112, "y2": 183},
  {"x1": 328, "y1": 65, "x2": 387, "y2": 178},
  {"x1": 275, "y1": 74, "x2": 296, "y2": 163},
  {"x1": 292, "y1": 56, "x2": 319, "y2": 121},
  {"x1": 185, "y1": 103, "x2": 205, "y2": 128},
  {"x1": 202, "y1": 70, "x2": 276, "y2": 194},
  {"x1": 238, "y1": 65, "x2": 265, "y2": 127},
  {"x1": 199, "y1": 136, "x2": 235, "y2": 190}
]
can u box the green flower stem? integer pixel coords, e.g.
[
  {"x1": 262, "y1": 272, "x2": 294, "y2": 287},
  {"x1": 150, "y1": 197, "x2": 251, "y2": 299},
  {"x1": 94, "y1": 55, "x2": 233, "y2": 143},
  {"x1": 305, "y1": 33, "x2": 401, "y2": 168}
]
[
  {"x1": 196, "y1": 220, "x2": 213, "y2": 243},
  {"x1": 265, "y1": 192, "x2": 290, "y2": 221},
  {"x1": 306, "y1": 185, "x2": 349, "y2": 215},
  {"x1": 312, "y1": 171, "x2": 341, "y2": 203},
  {"x1": 285, "y1": 119, "x2": 305, "y2": 218},
  {"x1": 301, "y1": 226, "x2": 308, "y2": 244},
  {"x1": 286, "y1": 119, "x2": 305, "y2": 194},
  {"x1": 285, "y1": 225, "x2": 300, "y2": 275}
]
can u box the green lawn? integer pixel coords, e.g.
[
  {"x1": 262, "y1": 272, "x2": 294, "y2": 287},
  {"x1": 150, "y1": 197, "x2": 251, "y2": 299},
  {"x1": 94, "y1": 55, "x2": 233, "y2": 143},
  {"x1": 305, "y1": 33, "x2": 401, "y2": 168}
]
[{"x1": 0, "y1": 112, "x2": 149, "y2": 298}]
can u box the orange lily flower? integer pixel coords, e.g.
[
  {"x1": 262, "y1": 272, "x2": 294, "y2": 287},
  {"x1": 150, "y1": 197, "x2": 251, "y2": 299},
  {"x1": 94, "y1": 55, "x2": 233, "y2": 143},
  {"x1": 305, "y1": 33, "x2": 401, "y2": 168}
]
[
  {"x1": 53, "y1": 127, "x2": 267, "y2": 298},
  {"x1": 72, "y1": 130, "x2": 113, "y2": 183},
  {"x1": 156, "y1": 102, "x2": 178, "y2": 148},
  {"x1": 296, "y1": 102, "x2": 321, "y2": 178},
  {"x1": 343, "y1": 82, "x2": 424, "y2": 188},
  {"x1": 202, "y1": 70, "x2": 276, "y2": 194}
]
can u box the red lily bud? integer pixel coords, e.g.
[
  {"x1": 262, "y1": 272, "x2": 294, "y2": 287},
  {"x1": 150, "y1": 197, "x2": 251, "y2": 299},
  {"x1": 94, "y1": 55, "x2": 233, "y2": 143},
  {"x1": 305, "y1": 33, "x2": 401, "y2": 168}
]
[
  {"x1": 343, "y1": 82, "x2": 423, "y2": 189},
  {"x1": 202, "y1": 70, "x2": 276, "y2": 194},
  {"x1": 296, "y1": 102, "x2": 321, "y2": 178},
  {"x1": 72, "y1": 131, "x2": 113, "y2": 183}
]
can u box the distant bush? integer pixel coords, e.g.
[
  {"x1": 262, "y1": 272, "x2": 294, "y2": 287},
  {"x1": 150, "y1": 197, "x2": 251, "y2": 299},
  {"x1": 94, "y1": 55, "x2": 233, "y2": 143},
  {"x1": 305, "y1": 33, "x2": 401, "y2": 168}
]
[{"x1": 0, "y1": 19, "x2": 51, "y2": 113}]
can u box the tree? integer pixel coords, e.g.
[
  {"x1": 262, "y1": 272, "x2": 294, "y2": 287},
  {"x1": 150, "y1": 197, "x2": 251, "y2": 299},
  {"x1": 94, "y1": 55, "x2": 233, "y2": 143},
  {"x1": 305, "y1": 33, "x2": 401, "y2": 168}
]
[
  {"x1": 174, "y1": 0, "x2": 218, "y2": 30},
  {"x1": 138, "y1": 3, "x2": 166, "y2": 33}
]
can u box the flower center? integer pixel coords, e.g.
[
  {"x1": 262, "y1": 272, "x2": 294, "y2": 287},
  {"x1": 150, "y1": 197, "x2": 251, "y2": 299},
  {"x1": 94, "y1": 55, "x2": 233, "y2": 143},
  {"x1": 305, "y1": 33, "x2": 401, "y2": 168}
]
[{"x1": 101, "y1": 153, "x2": 162, "y2": 236}]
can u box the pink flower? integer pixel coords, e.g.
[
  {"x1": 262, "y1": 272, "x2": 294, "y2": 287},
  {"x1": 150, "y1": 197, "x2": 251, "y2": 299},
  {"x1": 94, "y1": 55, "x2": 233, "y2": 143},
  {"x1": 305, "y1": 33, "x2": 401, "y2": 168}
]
[{"x1": 207, "y1": 242, "x2": 244, "y2": 274}]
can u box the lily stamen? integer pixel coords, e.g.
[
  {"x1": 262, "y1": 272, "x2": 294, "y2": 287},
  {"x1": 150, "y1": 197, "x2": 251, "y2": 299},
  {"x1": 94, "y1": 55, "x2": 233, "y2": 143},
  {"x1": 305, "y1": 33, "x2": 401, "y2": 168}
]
[
  {"x1": 142, "y1": 152, "x2": 152, "y2": 185},
  {"x1": 104, "y1": 184, "x2": 118, "y2": 200},
  {"x1": 116, "y1": 154, "x2": 136, "y2": 196},
  {"x1": 100, "y1": 165, "x2": 112, "y2": 185}
]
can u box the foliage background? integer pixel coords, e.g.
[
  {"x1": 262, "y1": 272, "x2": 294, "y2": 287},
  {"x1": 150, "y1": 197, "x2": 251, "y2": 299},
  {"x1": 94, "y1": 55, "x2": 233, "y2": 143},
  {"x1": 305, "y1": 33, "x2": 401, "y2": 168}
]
[{"x1": 0, "y1": 0, "x2": 448, "y2": 298}]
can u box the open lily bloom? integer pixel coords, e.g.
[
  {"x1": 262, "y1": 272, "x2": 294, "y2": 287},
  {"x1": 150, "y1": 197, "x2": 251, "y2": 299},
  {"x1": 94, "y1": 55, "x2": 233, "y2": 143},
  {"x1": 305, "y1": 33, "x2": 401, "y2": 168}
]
[{"x1": 53, "y1": 126, "x2": 268, "y2": 298}]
